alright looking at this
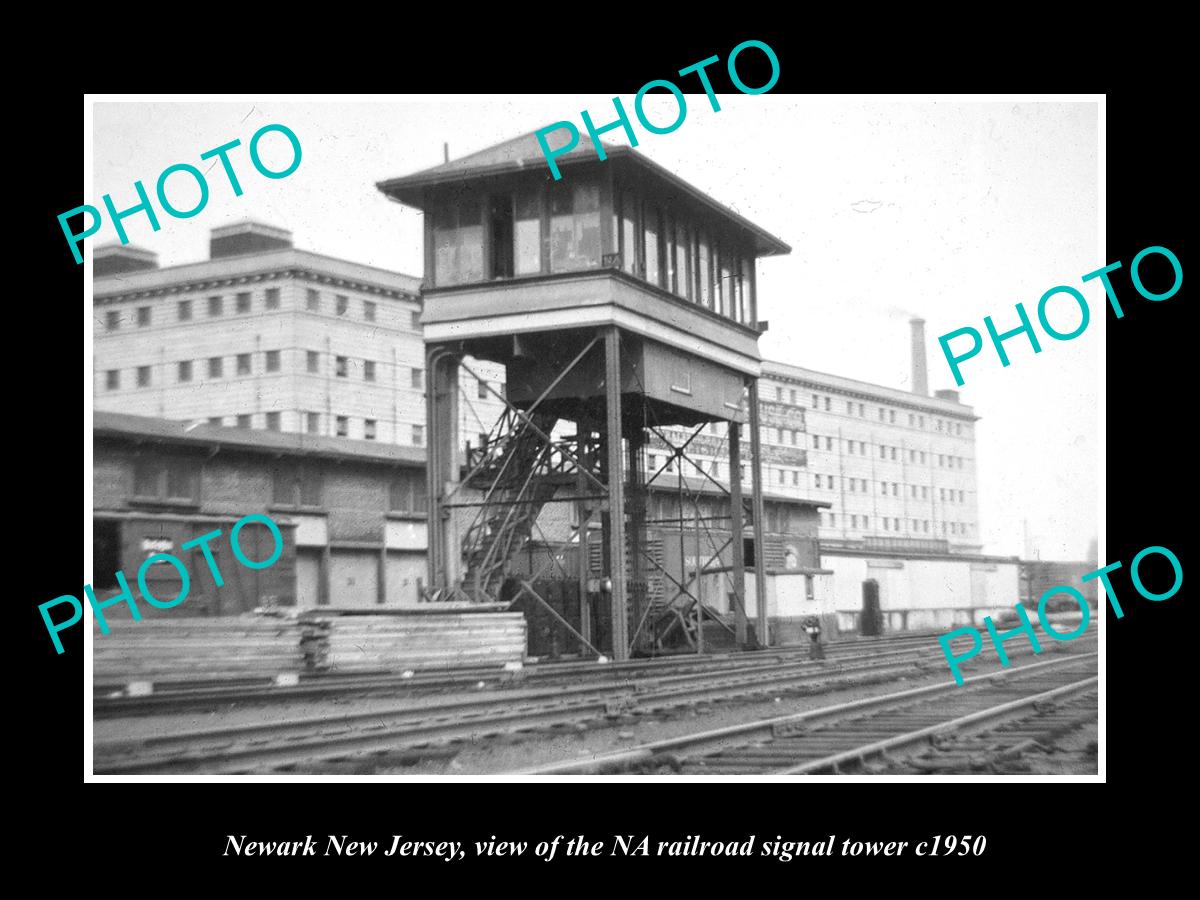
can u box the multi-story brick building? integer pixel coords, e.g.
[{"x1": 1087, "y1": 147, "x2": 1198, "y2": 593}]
[
  {"x1": 650, "y1": 320, "x2": 1018, "y2": 633},
  {"x1": 92, "y1": 221, "x2": 506, "y2": 447}
]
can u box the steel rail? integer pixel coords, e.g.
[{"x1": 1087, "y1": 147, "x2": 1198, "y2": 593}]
[
  {"x1": 93, "y1": 640, "x2": 1034, "y2": 775},
  {"x1": 507, "y1": 650, "x2": 1099, "y2": 775},
  {"x1": 775, "y1": 676, "x2": 1098, "y2": 775}
]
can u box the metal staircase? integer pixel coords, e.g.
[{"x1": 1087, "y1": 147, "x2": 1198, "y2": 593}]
[{"x1": 459, "y1": 409, "x2": 562, "y2": 603}]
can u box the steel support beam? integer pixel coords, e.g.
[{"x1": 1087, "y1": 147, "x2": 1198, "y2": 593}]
[
  {"x1": 426, "y1": 346, "x2": 462, "y2": 597},
  {"x1": 728, "y1": 419, "x2": 748, "y2": 647},
  {"x1": 747, "y1": 379, "x2": 768, "y2": 648},
  {"x1": 604, "y1": 327, "x2": 629, "y2": 660}
]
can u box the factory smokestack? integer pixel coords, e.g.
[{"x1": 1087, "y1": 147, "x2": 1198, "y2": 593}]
[{"x1": 910, "y1": 317, "x2": 928, "y2": 396}]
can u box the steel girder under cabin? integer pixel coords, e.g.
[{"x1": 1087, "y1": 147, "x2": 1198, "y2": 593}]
[{"x1": 425, "y1": 326, "x2": 769, "y2": 662}]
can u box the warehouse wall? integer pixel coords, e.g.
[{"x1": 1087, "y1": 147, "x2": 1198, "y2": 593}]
[{"x1": 821, "y1": 553, "x2": 1020, "y2": 633}]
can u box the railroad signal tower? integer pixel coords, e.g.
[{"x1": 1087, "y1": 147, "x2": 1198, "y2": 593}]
[{"x1": 378, "y1": 131, "x2": 790, "y2": 661}]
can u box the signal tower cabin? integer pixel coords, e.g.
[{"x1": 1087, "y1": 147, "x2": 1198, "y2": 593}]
[{"x1": 378, "y1": 131, "x2": 790, "y2": 661}]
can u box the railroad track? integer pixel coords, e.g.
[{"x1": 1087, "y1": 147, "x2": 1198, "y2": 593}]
[
  {"x1": 509, "y1": 651, "x2": 1099, "y2": 776},
  {"x1": 94, "y1": 629, "x2": 952, "y2": 718},
  {"x1": 93, "y1": 633, "x2": 1092, "y2": 775}
]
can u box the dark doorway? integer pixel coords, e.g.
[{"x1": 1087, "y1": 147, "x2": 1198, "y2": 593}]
[
  {"x1": 860, "y1": 579, "x2": 883, "y2": 636},
  {"x1": 93, "y1": 519, "x2": 121, "y2": 590},
  {"x1": 489, "y1": 196, "x2": 514, "y2": 278}
]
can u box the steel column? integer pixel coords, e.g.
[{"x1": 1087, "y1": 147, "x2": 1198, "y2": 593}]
[
  {"x1": 426, "y1": 346, "x2": 462, "y2": 597},
  {"x1": 603, "y1": 327, "x2": 629, "y2": 660},
  {"x1": 728, "y1": 419, "x2": 748, "y2": 647},
  {"x1": 747, "y1": 379, "x2": 768, "y2": 648}
]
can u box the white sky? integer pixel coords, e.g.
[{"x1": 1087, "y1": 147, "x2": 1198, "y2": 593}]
[{"x1": 92, "y1": 96, "x2": 1099, "y2": 560}]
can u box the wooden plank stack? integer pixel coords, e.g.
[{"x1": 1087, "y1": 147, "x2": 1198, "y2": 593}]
[
  {"x1": 302, "y1": 613, "x2": 527, "y2": 673},
  {"x1": 93, "y1": 617, "x2": 307, "y2": 691}
]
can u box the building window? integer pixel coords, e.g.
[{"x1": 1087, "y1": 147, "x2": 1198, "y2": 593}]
[
  {"x1": 889, "y1": 410, "x2": 895, "y2": 424},
  {"x1": 177, "y1": 360, "x2": 192, "y2": 383},
  {"x1": 208, "y1": 296, "x2": 222, "y2": 317},
  {"x1": 880, "y1": 445, "x2": 886, "y2": 459},
  {"x1": 515, "y1": 189, "x2": 543, "y2": 276},
  {"x1": 363, "y1": 300, "x2": 377, "y2": 322},
  {"x1": 644, "y1": 205, "x2": 664, "y2": 287},
  {"x1": 266, "y1": 350, "x2": 281, "y2": 373},
  {"x1": 306, "y1": 412, "x2": 320, "y2": 434},
  {"x1": 825, "y1": 437, "x2": 832, "y2": 450},
  {"x1": 136, "y1": 306, "x2": 150, "y2": 327},
  {"x1": 136, "y1": 365, "x2": 151, "y2": 387},
  {"x1": 236, "y1": 353, "x2": 251, "y2": 376},
  {"x1": 920, "y1": 451, "x2": 927, "y2": 464},
  {"x1": 178, "y1": 300, "x2": 192, "y2": 321},
  {"x1": 919, "y1": 416, "x2": 925, "y2": 428},
  {"x1": 790, "y1": 390, "x2": 797, "y2": 405},
  {"x1": 879, "y1": 408, "x2": 885, "y2": 421},
  {"x1": 830, "y1": 513, "x2": 836, "y2": 527},
  {"x1": 848, "y1": 479, "x2": 855, "y2": 492},
  {"x1": 673, "y1": 220, "x2": 692, "y2": 300},
  {"x1": 812, "y1": 434, "x2": 819, "y2": 449},
  {"x1": 847, "y1": 441, "x2": 854, "y2": 455},
  {"x1": 236, "y1": 292, "x2": 252, "y2": 313},
  {"x1": 892, "y1": 483, "x2": 899, "y2": 496},
  {"x1": 811, "y1": 393, "x2": 818, "y2": 407},
  {"x1": 105, "y1": 369, "x2": 120, "y2": 390},
  {"x1": 265, "y1": 288, "x2": 280, "y2": 310},
  {"x1": 336, "y1": 356, "x2": 348, "y2": 377},
  {"x1": 209, "y1": 357, "x2": 223, "y2": 378},
  {"x1": 880, "y1": 481, "x2": 887, "y2": 494},
  {"x1": 411, "y1": 309, "x2": 421, "y2": 329},
  {"x1": 364, "y1": 418, "x2": 377, "y2": 440},
  {"x1": 336, "y1": 416, "x2": 349, "y2": 437},
  {"x1": 882, "y1": 517, "x2": 890, "y2": 531},
  {"x1": 478, "y1": 379, "x2": 489, "y2": 399},
  {"x1": 336, "y1": 295, "x2": 349, "y2": 316},
  {"x1": 846, "y1": 400, "x2": 853, "y2": 414},
  {"x1": 412, "y1": 424, "x2": 424, "y2": 445},
  {"x1": 236, "y1": 414, "x2": 251, "y2": 428},
  {"x1": 306, "y1": 289, "x2": 320, "y2": 311},
  {"x1": 824, "y1": 397, "x2": 831, "y2": 411},
  {"x1": 777, "y1": 427, "x2": 785, "y2": 444},
  {"x1": 890, "y1": 447, "x2": 897, "y2": 461},
  {"x1": 265, "y1": 411, "x2": 281, "y2": 431},
  {"x1": 273, "y1": 461, "x2": 323, "y2": 508},
  {"x1": 549, "y1": 180, "x2": 601, "y2": 273},
  {"x1": 132, "y1": 457, "x2": 199, "y2": 503},
  {"x1": 776, "y1": 387, "x2": 784, "y2": 402},
  {"x1": 208, "y1": 416, "x2": 223, "y2": 426},
  {"x1": 412, "y1": 368, "x2": 423, "y2": 389},
  {"x1": 389, "y1": 470, "x2": 427, "y2": 513},
  {"x1": 921, "y1": 486, "x2": 929, "y2": 499},
  {"x1": 791, "y1": 470, "x2": 798, "y2": 485},
  {"x1": 828, "y1": 476, "x2": 836, "y2": 490},
  {"x1": 105, "y1": 310, "x2": 120, "y2": 331},
  {"x1": 306, "y1": 351, "x2": 319, "y2": 373},
  {"x1": 364, "y1": 360, "x2": 376, "y2": 382},
  {"x1": 433, "y1": 199, "x2": 485, "y2": 285}
]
